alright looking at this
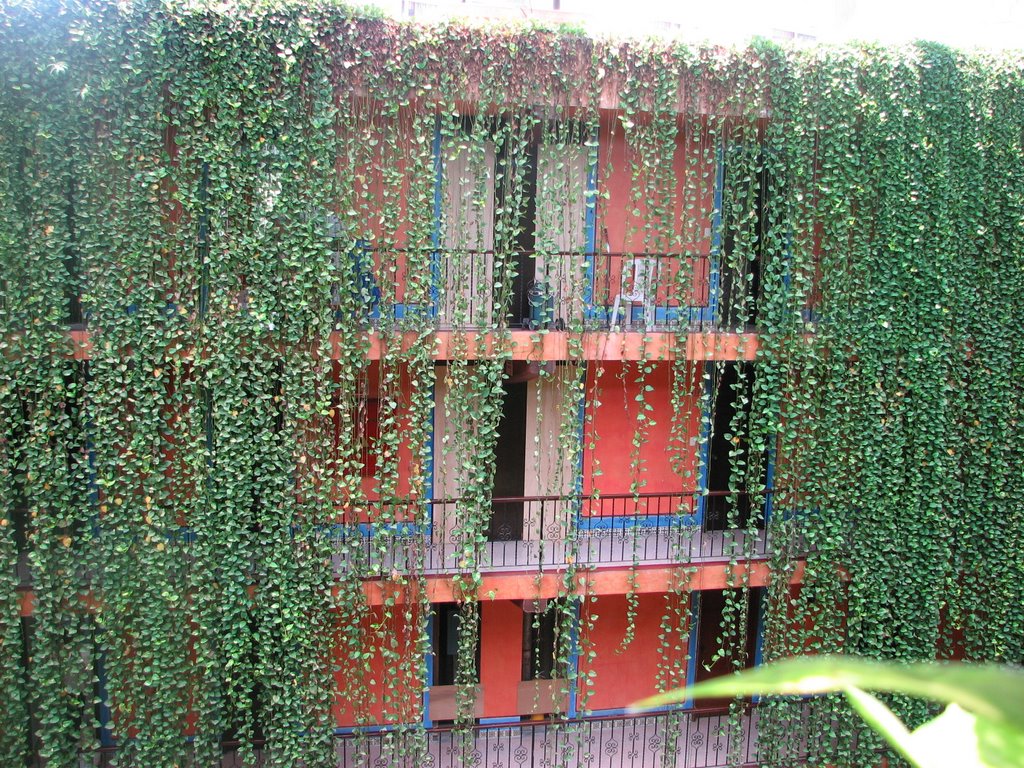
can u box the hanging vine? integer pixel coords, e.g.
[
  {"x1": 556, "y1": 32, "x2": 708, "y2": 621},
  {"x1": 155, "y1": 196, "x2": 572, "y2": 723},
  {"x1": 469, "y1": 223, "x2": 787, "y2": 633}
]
[{"x1": 2, "y1": 3, "x2": 1024, "y2": 767}]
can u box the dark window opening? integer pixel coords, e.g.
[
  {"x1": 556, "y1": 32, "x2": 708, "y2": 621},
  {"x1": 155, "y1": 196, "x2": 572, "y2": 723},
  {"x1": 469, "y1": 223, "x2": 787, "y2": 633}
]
[
  {"x1": 64, "y1": 176, "x2": 84, "y2": 328},
  {"x1": 502, "y1": 138, "x2": 537, "y2": 328},
  {"x1": 521, "y1": 599, "x2": 566, "y2": 681},
  {"x1": 222, "y1": 616, "x2": 266, "y2": 747},
  {"x1": 13, "y1": 502, "x2": 29, "y2": 587},
  {"x1": 489, "y1": 378, "x2": 527, "y2": 541},
  {"x1": 10, "y1": 399, "x2": 32, "y2": 586},
  {"x1": 704, "y1": 362, "x2": 768, "y2": 531},
  {"x1": 354, "y1": 397, "x2": 380, "y2": 479},
  {"x1": 432, "y1": 602, "x2": 480, "y2": 687},
  {"x1": 694, "y1": 587, "x2": 764, "y2": 708},
  {"x1": 20, "y1": 617, "x2": 38, "y2": 758},
  {"x1": 719, "y1": 147, "x2": 771, "y2": 329},
  {"x1": 198, "y1": 162, "x2": 210, "y2": 320}
]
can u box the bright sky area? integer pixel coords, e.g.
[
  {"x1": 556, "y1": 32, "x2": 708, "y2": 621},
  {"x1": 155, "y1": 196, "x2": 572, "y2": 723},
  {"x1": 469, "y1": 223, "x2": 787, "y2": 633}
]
[{"x1": 371, "y1": 0, "x2": 1024, "y2": 49}]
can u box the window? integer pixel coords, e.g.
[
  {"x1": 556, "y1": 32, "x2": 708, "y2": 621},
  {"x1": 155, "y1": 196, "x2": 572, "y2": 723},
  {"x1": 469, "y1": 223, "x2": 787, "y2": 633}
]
[
  {"x1": 532, "y1": 123, "x2": 593, "y2": 329},
  {"x1": 703, "y1": 362, "x2": 771, "y2": 530},
  {"x1": 521, "y1": 599, "x2": 567, "y2": 681},
  {"x1": 717, "y1": 145, "x2": 774, "y2": 329},
  {"x1": 441, "y1": 119, "x2": 499, "y2": 328},
  {"x1": 518, "y1": 598, "x2": 572, "y2": 720},
  {"x1": 432, "y1": 602, "x2": 480, "y2": 687},
  {"x1": 441, "y1": 117, "x2": 592, "y2": 329},
  {"x1": 693, "y1": 587, "x2": 764, "y2": 708},
  {"x1": 489, "y1": 376, "x2": 527, "y2": 541}
]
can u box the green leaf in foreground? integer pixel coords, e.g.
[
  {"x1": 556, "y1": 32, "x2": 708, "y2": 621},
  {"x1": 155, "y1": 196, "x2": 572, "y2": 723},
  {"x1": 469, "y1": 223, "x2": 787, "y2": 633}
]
[
  {"x1": 632, "y1": 657, "x2": 1024, "y2": 768},
  {"x1": 633, "y1": 656, "x2": 1024, "y2": 727}
]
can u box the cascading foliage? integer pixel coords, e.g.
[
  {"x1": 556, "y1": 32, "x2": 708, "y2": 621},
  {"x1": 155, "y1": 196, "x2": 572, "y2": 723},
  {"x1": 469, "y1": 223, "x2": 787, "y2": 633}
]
[{"x1": 1, "y1": 1, "x2": 1023, "y2": 766}]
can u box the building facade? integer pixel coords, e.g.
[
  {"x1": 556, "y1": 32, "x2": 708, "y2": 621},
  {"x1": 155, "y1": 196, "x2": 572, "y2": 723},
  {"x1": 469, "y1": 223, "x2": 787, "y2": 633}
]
[{"x1": 2, "y1": 4, "x2": 1023, "y2": 768}]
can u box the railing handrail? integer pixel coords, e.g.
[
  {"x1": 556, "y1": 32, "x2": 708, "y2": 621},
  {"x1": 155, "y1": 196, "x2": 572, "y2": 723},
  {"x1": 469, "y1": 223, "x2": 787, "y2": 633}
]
[
  {"x1": 355, "y1": 488, "x2": 781, "y2": 506},
  {"x1": 349, "y1": 244, "x2": 714, "y2": 259},
  {"x1": 90, "y1": 703, "x2": 755, "y2": 754},
  {"x1": 337, "y1": 702, "x2": 745, "y2": 739}
]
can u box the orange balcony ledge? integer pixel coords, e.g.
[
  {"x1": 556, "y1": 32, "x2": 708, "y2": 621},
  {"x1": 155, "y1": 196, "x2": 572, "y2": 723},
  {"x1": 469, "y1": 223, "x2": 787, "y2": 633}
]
[
  {"x1": 361, "y1": 329, "x2": 760, "y2": 361},
  {"x1": 360, "y1": 559, "x2": 806, "y2": 606},
  {"x1": 56, "y1": 328, "x2": 761, "y2": 362},
  {"x1": 16, "y1": 560, "x2": 813, "y2": 617}
]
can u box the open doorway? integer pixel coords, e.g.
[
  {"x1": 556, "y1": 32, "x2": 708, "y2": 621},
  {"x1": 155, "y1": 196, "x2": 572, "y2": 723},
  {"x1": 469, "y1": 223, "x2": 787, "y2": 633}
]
[
  {"x1": 489, "y1": 378, "x2": 527, "y2": 541},
  {"x1": 703, "y1": 362, "x2": 770, "y2": 531}
]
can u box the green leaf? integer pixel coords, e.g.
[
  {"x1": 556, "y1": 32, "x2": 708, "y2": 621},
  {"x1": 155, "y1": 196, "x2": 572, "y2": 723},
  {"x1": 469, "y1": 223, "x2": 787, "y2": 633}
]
[
  {"x1": 634, "y1": 657, "x2": 1024, "y2": 731},
  {"x1": 635, "y1": 658, "x2": 1024, "y2": 768}
]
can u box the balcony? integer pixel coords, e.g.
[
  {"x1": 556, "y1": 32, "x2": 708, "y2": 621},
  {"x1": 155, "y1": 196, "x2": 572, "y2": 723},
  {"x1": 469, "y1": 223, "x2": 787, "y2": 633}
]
[
  {"x1": 54, "y1": 249, "x2": 766, "y2": 364},
  {"x1": 334, "y1": 492, "x2": 776, "y2": 577},
  {"x1": 8, "y1": 493, "x2": 786, "y2": 595},
  {"x1": 87, "y1": 705, "x2": 825, "y2": 768},
  {"x1": 372, "y1": 248, "x2": 715, "y2": 333},
  {"x1": 334, "y1": 710, "x2": 767, "y2": 768},
  {"x1": 8, "y1": 494, "x2": 784, "y2": 596},
  {"x1": 202, "y1": 707, "x2": 815, "y2": 768}
]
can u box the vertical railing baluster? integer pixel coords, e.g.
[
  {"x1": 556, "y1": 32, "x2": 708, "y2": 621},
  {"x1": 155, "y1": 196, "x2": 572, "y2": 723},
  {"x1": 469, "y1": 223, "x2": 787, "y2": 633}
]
[{"x1": 362, "y1": 491, "x2": 789, "y2": 573}]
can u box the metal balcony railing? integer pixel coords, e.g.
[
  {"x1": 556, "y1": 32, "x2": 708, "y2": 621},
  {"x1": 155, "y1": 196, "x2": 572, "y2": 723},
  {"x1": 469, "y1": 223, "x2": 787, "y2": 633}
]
[
  {"x1": 333, "y1": 491, "x2": 778, "y2": 576},
  {"x1": 589, "y1": 250, "x2": 713, "y2": 331},
  {"x1": 9, "y1": 492, "x2": 789, "y2": 590},
  {"x1": 83, "y1": 689, "x2": 858, "y2": 768},
  {"x1": 88, "y1": 704, "x2": 822, "y2": 767},
  {"x1": 202, "y1": 705, "x2": 819, "y2": 768},
  {"x1": 334, "y1": 709, "x2": 765, "y2": 768},
  {"x1": 56, "y1": 248, "x2": 740, "y2": 336},
  {"x1": 433, "y1": 248, "x2": 587, "y2": 330},
  {"x1": 350, "y1": 247, "x2": 715, "y2": 332}
]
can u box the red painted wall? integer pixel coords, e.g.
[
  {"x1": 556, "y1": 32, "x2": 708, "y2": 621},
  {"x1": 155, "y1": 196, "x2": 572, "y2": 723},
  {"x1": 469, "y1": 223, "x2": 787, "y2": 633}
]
[
  {"x1": 779, "y1": 583, "x2": 848, "y2": 656},
  {"x1": 582, "y1": 361, "x2": 702, "y2": 506},
  {"x1": 577, "y1": 592, "x2": 690, "y2": 713},
  {"x1": 334, "y1": 605, "x2": 423, "y2": 727},
  {"x1": 595, "y1": 113, "x2": 715, "y2": 309},
  {"x1": 479, "y1": 599, "x2": 525, "y2": 717}
]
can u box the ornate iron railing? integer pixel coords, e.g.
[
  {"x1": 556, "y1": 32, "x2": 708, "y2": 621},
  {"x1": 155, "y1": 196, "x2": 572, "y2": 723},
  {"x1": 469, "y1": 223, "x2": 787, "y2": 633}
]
[{"x1": 333, "y1": 491, "x2": 779, "y2": 576}]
